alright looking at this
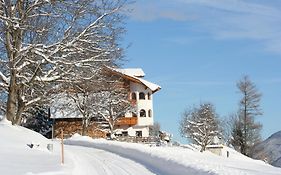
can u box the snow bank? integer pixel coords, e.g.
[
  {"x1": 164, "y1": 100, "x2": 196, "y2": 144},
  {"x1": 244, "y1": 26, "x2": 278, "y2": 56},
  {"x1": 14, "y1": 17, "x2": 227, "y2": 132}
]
[
  {"x1": 0, "y1": 121, "x2": 70, "y2": 175},
  {"x1": 66, "y1": 134, "x2": 281, "y2": 175},
  {"x1": 66, "y1": 135, "x2": 215, "y2": 175}
]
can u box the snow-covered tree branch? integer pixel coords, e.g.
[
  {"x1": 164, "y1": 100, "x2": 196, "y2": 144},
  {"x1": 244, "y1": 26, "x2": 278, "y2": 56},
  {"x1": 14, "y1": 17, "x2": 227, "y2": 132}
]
[
  {"x1": 89, "y1": 75, "x2": 135, "y2": 138},
  {"x1": 0, "y1": 0, "x2": 130, "y2": 124},
  {"x1": 51, "y1": 72, "x2": 135, "y2": 137},
  {"x1": 180, "y1": 103, "x2": 221, "y2": 152}
]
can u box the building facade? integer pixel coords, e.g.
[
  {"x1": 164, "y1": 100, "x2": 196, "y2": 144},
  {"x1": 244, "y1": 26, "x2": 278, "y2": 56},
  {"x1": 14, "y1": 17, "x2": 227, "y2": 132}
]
[
  {"x1": 108, "y1": 68, "x2": 161, "y2": 138},
  {"x1": 51, "y1": 67, "x2": 161, "y2": 138}
]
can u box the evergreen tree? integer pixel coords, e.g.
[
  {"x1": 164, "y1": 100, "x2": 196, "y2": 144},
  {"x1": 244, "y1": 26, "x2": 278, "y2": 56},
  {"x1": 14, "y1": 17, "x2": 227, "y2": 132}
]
[
  {"x1": 23, "y1": 107, "x2": 53, "y2": 138},
  {"x1": 230, "y1": 116, "x2": 244, "y2": 151}
]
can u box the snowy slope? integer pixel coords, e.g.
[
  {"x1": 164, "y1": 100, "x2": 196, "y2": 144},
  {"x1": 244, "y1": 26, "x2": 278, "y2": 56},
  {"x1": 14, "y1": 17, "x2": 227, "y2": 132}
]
[
  {"x1": 0, "y1": 118, "x2": 71, "y2": 175},
  {"x1": 1, "y1": 120, "x2": 281, "y2": 175},
  {"x1": 66, "y1": 134, "x2": 281, "y2": 175},
  {"x1": 0, "y1": 119, "x2": 159, "y2": 175},
  {"x1": 254, "y1": 131, "x2": 281, "y2": 167}
]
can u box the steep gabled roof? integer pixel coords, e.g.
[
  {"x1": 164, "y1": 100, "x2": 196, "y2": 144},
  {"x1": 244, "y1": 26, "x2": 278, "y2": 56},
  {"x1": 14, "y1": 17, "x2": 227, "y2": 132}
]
[{"x1": 105, "y1": 67, "x2": 161, "y2": 93}]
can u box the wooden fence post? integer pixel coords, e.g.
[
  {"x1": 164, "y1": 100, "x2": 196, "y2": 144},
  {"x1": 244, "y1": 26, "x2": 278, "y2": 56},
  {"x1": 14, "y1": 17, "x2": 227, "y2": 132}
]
[{"x1": 61, "y1": 129, "x2": 64, "y2": 164}]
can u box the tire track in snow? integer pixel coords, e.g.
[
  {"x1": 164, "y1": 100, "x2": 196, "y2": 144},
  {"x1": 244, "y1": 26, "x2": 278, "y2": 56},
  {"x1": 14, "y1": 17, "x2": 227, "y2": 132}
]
[
  {"x1": 65, "y1": 145, "x2": 156, "y2": 175},
  {"x1": 65, "y1": 140, "x2": 217, "y2": 175}
]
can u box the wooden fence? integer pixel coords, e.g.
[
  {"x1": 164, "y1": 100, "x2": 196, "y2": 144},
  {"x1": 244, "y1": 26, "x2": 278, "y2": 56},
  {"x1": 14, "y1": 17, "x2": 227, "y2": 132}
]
[{"x1": 115, "y1": 136, "x2": 160, "y2": 144}]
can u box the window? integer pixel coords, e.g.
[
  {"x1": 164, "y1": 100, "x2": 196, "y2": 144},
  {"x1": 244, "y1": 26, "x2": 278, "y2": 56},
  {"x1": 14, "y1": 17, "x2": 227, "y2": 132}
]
[
  {"x1": 139, "y1": 92, "x2": 145, "y2": 100},
  {"x1": 148, "y1": 109, "x2": 152, "y2": 117},
  {"x1": 147, "y1": 93, "x2": 151, "y2": 100},
  {"x1": 131, "y1": 92, "x2": 137, "y2": 100},
  {"x1": 136, "y1": 131, "x2": 142, "y2": 137},
  {"x1": 140, "y1": 109, "x2": 146, "y2": 117}
]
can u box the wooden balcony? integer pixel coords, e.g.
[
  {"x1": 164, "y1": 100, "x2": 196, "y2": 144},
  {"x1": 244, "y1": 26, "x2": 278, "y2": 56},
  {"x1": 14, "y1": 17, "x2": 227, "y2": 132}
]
[{"x1": 116, "y1": 117, "x2": 137, "y2": 126}]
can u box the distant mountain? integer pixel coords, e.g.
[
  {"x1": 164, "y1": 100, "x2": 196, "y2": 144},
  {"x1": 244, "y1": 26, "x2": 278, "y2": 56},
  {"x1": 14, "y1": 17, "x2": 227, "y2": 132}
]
[
  {"x1": 273, "y1": 157, "x2": 281, "y2": 167},
  {"x1": 253, "y1": 131, "x2": 281, "y2": 167}
]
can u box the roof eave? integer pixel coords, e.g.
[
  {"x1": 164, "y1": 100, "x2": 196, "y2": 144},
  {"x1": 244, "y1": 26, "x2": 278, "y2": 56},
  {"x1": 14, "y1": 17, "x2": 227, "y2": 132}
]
[{"x1": 104, "y1": 66, "x2": 161, "y2": 94}]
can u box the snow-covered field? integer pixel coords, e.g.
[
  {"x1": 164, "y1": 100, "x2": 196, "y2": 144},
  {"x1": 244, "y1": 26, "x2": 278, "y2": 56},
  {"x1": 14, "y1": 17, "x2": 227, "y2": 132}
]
[{"x1": 1, "y1": 119, "x2": 281, "y2": 175}]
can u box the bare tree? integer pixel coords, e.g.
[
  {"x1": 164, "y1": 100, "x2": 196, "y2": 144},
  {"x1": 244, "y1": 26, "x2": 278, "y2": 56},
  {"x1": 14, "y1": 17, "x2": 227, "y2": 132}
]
[
  {"x1": 0, "y1": 0, "x2": 129, "y2": 124},
  {"x1": 180, "y1": 103, "x2": 221, "y2": 152},
  {"x1": 64, "y1": 82, "x2": 97, "y2": 136},
  {"x1": 232, "y1": 76, "x2": 262, "y2": 157},
  {"x1": 91, "y1": 75, "x2": 134, "y2": 138},
  {"x1": 221, "y1": 113, "x2": 238, "y2": 146},
  {"x1": 149, "y1": 121, "x2": 161, "y2": 137}
]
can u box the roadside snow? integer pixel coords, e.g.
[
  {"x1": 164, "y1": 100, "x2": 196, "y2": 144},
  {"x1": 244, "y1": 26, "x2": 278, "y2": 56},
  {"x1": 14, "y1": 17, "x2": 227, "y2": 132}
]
[
  {"x1": 1, "y1": 121, "x2": 281, "y2": 175},
  {"x1": 66, "y1": 134, "x2": 281, "y2": 175},
  {"x1": 0, "y1": 119, "x2": 70, "y2": 175},
  {"x1": 0, "y1": 120, "x2": 158, "y2": 175}
]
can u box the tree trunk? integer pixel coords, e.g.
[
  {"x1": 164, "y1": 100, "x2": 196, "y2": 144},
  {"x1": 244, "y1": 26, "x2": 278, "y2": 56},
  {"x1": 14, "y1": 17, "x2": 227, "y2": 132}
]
[
  {"x1": 81, "y1": 118, "x2": 87, "y2": 136},
  {"x1": 6, "y1": 70, "x2": 17, "y2": 123},
  {"x1": 13, "y1": 95, "x2": 25, "y2": 125},
  {"x1": 108, "y1": 117, "x2": 115, "y2": 139},
  {"x1": 5, "y1": 10, "x2": 23, "y2": 124},
  {"x1": 81, "y1": 118, "x2": 88, "y2": 136},
  {"x1": 243, "y1": 92, "x2": 247, "y2": 155}
]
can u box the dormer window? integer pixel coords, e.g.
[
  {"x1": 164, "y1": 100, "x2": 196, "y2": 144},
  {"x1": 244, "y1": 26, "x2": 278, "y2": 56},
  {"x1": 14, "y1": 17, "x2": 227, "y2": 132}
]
[
  {"x1": 140, "y1": 109, "x2": 146, "y2": 117},
  {"x1": 139, "y1": 92, "x2": 145, "y2": 100}
]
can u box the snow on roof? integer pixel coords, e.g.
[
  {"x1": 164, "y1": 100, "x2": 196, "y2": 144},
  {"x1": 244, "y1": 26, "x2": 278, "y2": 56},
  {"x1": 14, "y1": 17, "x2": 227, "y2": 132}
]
[
  {"x1": 137, "y1": 77, "x2": 161, "y2": 93},
  {"x1": 108, "y1": 67, "x2": 161, "y2": 93},
  {"x1": 115, "y1": 68, "x2": 145, "y2": 77}
]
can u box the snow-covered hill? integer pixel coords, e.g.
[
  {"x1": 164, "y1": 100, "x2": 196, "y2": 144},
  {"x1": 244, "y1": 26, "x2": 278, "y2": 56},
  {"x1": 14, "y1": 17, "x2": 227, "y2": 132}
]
[
  {"x1": 1, "y1": 118, "x2": 281, "y2": 175},
  {"x1": 254, "y1": 130, "x2": 281, "y2": 167}
]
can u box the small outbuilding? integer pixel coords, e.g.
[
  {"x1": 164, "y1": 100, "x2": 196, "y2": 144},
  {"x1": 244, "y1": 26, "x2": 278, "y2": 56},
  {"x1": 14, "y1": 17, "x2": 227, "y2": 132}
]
[{"x1": 206, "y1": 144, "x2": 224, "y2": 156}]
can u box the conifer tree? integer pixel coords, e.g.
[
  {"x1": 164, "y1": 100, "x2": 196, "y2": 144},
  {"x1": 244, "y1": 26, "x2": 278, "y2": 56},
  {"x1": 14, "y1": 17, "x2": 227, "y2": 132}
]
[{"x1": 231, "y1": 76, "x2": 262, "y2": 157}]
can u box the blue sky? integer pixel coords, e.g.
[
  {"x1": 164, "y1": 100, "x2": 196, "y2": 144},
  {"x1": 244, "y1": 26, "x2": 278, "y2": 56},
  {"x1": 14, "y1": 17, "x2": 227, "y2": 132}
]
[{"x1": 123, "y1": 0, "x2": 281, "y2": 143}]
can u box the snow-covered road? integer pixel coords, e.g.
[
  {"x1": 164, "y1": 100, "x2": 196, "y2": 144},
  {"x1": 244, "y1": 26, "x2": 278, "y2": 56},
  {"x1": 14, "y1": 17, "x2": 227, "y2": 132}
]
[
  {"x1": 65, "y1": 140, "x2": 216, "y2": 175},
  {"x1": 65, "y1": 145, "x2": 156, "y2": 175},
  {"x1": 2, "y1": 120, "x2": 281, "y2": 175}
]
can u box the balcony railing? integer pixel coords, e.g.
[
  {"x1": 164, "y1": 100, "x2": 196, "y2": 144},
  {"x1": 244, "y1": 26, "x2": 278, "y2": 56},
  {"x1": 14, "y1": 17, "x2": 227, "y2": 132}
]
[{"x1": 115, "y1": 117, "x2": 137, "y2": 126}]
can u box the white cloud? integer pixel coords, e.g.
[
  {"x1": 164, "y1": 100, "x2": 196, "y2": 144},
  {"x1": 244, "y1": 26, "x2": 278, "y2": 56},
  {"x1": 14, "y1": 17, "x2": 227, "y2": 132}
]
[
  {"x1": 129, "y1": 0, "x2": 281, "y2": 54},
  {"x1": 180, "y1": 0, "x2": 281, "y2": 17},
  {"x1": 182, "y1": 0, "x2": 281, "y2": 54},
  {"x1": 128, "y1": 1, "x2": 194, "y2": 22}
]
